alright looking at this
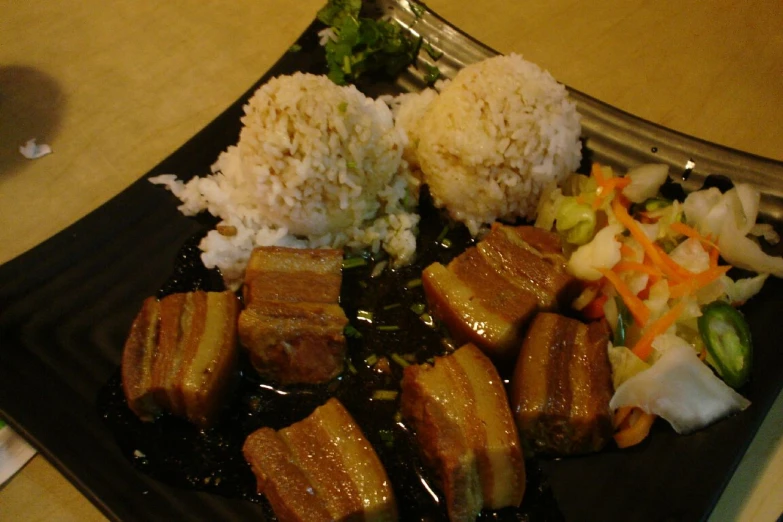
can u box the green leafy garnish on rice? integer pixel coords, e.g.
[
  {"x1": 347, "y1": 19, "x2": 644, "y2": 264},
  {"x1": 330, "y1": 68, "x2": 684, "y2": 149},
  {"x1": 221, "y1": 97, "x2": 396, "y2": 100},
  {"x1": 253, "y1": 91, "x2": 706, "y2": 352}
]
[{"x1": 317, "y1": 0, "x2": 435, "y2": 85}]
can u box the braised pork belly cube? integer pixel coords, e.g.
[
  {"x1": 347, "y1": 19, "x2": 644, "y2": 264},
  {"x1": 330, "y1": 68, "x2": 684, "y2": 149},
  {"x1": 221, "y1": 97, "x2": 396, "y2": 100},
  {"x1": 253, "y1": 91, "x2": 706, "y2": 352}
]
[
  {"x1": 238, "y1": 247, "x2": 348, "y2": 384},
  {"x1": 510, "y1": 313, "x2": 613, "y2": 455},
  {"x1": 400, "y1": 343, "x2": 526, "y2": 522},
  {"x1": 422, "y1": 224, "x2": 577, "y2": 364},
  {"x1": 121, "y1": 290, "x2": 240, "y2": 427},
  {"x1": 243, "y1": 398, "x2": 398, "y2": 522}
]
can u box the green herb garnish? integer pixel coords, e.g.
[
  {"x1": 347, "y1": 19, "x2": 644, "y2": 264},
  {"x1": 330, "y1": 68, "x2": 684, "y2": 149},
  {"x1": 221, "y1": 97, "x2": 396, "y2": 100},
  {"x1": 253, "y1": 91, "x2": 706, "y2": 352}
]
[
  {"x1": 317, "y1": 0, "x2": 423, "y2": 85},
  {"x1": 423, "y1": 63, "x2": 441, "y2": 85},
  {"x1": 288, "y1": 43, "x2": 303, "y2": 53},
  {"x1": 344, "y1": 324, "x2": 363, "y2": 339}
]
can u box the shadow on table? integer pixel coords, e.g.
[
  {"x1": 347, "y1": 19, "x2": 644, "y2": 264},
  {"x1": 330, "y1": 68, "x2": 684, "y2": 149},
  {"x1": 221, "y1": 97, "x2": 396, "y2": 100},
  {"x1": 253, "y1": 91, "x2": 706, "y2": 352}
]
[{"x1": 0, "y1": 65, "x2": 64, "y2": 177}]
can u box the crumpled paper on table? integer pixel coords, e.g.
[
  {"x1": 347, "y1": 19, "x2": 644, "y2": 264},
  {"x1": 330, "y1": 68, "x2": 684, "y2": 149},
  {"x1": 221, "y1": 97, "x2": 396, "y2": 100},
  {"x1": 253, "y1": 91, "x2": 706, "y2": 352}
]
[{"x1": 19, "y1": 138, "x2": 52, "y2": 160}]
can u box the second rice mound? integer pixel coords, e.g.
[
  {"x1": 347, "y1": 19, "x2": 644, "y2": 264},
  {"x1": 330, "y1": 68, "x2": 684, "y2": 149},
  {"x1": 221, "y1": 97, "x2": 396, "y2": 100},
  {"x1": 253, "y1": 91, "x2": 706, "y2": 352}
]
[
  {"x1": 152, "y1": 73, "x2": 418, "y2": 286},
  {"x1": 414, "y1": 53, "x2": 582, "y2": 235}
]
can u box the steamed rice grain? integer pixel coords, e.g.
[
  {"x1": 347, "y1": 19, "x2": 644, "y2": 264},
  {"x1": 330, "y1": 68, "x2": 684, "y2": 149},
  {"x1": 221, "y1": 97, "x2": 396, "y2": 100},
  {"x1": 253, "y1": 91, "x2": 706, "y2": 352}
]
[
  {"x1": 411, "y1": 53, "x2": 582, "y2": 235},
  {"x1": 152, "y1": 73, "x2": 419, "y2": 286}
]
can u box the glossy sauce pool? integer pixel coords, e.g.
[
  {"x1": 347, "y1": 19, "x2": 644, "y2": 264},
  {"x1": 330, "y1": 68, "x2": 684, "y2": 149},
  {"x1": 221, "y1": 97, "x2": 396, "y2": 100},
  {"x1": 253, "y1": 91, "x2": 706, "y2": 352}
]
[{"x1": 98, "y1": 191, "x2": 564, "y2": 521}]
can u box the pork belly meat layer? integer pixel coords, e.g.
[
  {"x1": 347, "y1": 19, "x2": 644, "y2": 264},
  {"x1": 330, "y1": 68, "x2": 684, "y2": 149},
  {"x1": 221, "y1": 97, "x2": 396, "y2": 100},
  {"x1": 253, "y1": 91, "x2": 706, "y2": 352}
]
[
  {"x1": 510, "y1": 313, "x2": 613, "y2": 455},
  {"x1": 121, "y1": 290, "x2": 240, "y2": 427},
  {"x1": 400, "y1": 343, "x2": 526, "y2": 522},
  {"x1": 238, "y1": 246, "x2": 347, "y2": 384},
  {"x1": 243, "y1": 398, "x2": 398, "y2": 522},
  {"x1": 422, "y1": 224, "x2": 577, "y2": 365}
]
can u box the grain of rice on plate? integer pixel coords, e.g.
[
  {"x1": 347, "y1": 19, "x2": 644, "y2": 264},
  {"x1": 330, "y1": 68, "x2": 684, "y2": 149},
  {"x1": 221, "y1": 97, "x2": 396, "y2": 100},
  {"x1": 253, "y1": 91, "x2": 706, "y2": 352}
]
[
  {"x1": 395, "y1": 53, "x2": 582, "y2": 235},
  {"x1": 152, "y1": 72, "x2": 418, "y2": 287}
]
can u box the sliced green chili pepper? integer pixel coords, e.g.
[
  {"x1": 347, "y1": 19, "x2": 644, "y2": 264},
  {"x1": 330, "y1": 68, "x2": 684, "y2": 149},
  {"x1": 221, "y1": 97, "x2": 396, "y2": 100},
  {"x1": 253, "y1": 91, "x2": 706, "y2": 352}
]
[{"x1": 697, "y1": 301, "x2": 753, "y2": 389}]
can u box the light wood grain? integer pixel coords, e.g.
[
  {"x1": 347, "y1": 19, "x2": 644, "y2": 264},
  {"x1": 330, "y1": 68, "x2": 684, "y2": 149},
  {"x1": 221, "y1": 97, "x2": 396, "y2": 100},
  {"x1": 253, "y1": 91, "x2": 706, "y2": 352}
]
[{"x1": 0, "y1": 1, "x2": 781, "y2": 521}]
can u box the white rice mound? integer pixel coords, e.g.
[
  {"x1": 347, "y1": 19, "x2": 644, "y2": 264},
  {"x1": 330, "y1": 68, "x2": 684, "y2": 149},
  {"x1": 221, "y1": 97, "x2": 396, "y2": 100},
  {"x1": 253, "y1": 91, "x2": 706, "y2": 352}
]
[
  {"x1": 151, "y1": 72, "x2": 418, "y2": 286},
  {"x1": 415, "y1": 53, "x2": 582, "y2": 235}
]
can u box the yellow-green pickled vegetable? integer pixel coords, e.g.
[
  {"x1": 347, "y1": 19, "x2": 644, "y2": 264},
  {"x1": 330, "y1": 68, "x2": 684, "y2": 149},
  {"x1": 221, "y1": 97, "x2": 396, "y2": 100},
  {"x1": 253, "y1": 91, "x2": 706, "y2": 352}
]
[{"x1": 556, "y1": 197, "x2": 596, "y2": 245}]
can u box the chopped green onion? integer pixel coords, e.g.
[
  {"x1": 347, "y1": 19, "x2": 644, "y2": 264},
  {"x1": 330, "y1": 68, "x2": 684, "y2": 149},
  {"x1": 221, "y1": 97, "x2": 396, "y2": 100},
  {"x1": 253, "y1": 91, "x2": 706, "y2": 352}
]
[
  {"x1": 424, "y1": 42, "x2": 443, "y2": 60},
  {"x1": 346, "y1": 160, "x2": 357, "y2": 169},
  {"x1": 357, "y1": 309, "x2": 374, "y2": 323},
  {"x1": 435, "y1": 225, "x2": 449, "y2": 243},
  {"x1": 406, "y1": 278, "x2": 422, "y2": 289},
  {"x1": 377, "y1": 325, "x2": 400, "y2": 332},
  {"x1": 365, "y1": 354, "x2": 379, "y2": 366},
  {"x1": 410, "y1": 303, "x2": 426, "y2": 315},
  {"x1": 372, "y1": 389, "x2": 398, "y2": 401},
  {"x1": 423, "y1": 64, "x2": 441, "y2": 85},
  {"x1": 441, "y1": 238, "x2": 452, "y2": 248},
  {"x1": 383, "y1": 303, "x2": 401, "y2": 311},
  {"x1": 378, "y1": 429, "x2": 395, "y2": 447},
  {"x1": 409, "y1": 0, "x2": 425, "y2": 18},
  {"x1": 288, "y1": 43, "x2": 303, "y2": 53},
  {"x1": 347, "y1": 360, "x2": 358, "y2": 374},
  {"x1": 420, "y1": 313, "x2": 434, "y2": 327},
  {"x1": 338, "y1": 101, "x2": 348, "y2": 113},
  {"x1": 390, "y1": 353, "x2": 410, "y2": 367},
  {"x1": 344, "y1": 324, "x2": 362, "y2": 339},
  {"x1": 342, "y1": 256, "x2": 367, "y2": 269}
]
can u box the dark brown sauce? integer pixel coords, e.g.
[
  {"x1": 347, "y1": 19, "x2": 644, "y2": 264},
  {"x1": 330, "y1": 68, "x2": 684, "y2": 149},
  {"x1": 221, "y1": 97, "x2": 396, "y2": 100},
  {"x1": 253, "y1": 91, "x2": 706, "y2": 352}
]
[{"x1": 97, "y1": 189, "x2": 564, "y2": 521}]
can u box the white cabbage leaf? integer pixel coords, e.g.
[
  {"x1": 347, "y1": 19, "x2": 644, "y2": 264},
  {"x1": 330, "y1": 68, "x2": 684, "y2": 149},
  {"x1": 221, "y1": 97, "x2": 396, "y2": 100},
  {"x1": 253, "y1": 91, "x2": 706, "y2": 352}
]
[
  {"x1": 683, "y1": 185, "x2": 783, "y2": 277},
  {"x1": 610, "y1": 334, "x2": 750, "y2": 434},
  {"x1": 622, "y1": 164, "x2": 669, "y2": 203},
  {"x1": 567, "y1": 224, "x2": 623, "y2": 281}
]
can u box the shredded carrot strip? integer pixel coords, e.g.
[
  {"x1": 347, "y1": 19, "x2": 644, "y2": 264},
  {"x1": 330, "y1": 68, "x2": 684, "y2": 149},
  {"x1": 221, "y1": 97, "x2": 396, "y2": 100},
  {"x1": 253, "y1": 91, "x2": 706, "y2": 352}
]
[
  {"x1": 612, "y1": 197, "x2": 689, "y2": 284},
  {"x1": 590, "y1": 165, "x2": 631, "y2": 210},
  {"x1": 631, "y1": 300, "x2": 687, "y2": 361},
  {"x1": 709, "y1": 238, "x2": 720, "y2": 268},
  {"x1": 613, "y1": 261, "x2": 662, "y2": 277},
  {"x1": 668, "y1": 265, "x2": 731, "y2": 298},
  {"x1": 620, "y1": 243, "x2": 637, "y2": 259},
  {"x1": 598, "y1": 268, "x2": 650, "y2": 326},
  {"x1": 614, "y1": 409, "x2": 656, "y2": 448},
  {"x1": 591, "y1": 163, "x2": 606, "y2": 185},
  {"x1": 670, "y1": 221, "x2": 720, "y2": 251},
  {"x1": 613, "y1": 406, "x2": 634, "y2": 429}
]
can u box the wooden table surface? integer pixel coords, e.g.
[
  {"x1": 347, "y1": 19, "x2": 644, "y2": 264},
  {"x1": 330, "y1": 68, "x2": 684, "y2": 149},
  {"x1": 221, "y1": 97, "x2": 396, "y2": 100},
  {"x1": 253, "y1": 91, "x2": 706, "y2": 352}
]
[{"x1": 0, "y1": 1, "x2": 781, "y2": 520}]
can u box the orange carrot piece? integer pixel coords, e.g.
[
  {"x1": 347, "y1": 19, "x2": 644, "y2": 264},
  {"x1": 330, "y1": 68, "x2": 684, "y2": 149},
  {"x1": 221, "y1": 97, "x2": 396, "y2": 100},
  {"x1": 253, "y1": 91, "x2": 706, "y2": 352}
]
[
  {"x1": 631, "y1": 300, "x2": 687, "y2": 361},
  {"x1": 591, "y1": 163, "x2": 606, "y2": 185},
  {"x1": 668, "y1": 265, "x2": 731, "y2": 298},
  {"x1": 670, "y1": 221, "x2": 720, "y2": 251},
  {"x1": 612, "y1": 197, "x2": 688, "y2": 284},
  {"x1": 599, "y1": 268, "x2": 650, "y2": 326},
  {"x1": 620, "y1": 243, "x2": 637, "y2": 260},
  {"x1": 613, "y1": 406, "x2": 634, "y2": 429},
  {"x1": 613, "y1": 261, "x2": 662, "y2": 277},
  {"x1": 582, "y1": 293, "x2": 609, "y2": 320},
  {"x1": 614, "y1": 409, "x2": 656, "y2": 448}
]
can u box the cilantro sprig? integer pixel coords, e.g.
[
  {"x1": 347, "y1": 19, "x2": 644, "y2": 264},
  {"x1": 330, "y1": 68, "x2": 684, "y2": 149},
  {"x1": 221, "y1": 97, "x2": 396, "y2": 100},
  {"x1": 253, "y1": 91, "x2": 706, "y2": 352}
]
[{"x1": 317, "y1": 0, "x2": 438, "y2": 85}]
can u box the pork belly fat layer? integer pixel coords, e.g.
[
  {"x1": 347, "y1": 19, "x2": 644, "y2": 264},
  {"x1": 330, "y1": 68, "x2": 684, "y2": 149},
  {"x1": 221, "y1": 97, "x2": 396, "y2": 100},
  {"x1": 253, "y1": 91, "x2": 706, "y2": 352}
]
[
  {"x1": 120, "y1": 291, "x2": 240, "y2": 427},
  {"x1": 239, "y1": 246, "x2": 348, "y2": 385},
  {"x1": 243, "y1": 246, "x2": 343, "y2": 305},
  {"x1": 121, "y1": 297, "x2": 161, "y2": 421},
  {"x1": 243, "y1": 398, "x2": 397, "y2": 522},
  {"x1": 421, "y1": 224, "x2": 578, "y2": 366},
  {"x1": 400, "y1": 344, "x2": 526, "y2": 521},
  {"x1": 510, "y1": 313, "x2": 613, "y2": 455},
  {"x1": 422, "y1": 262, "x2": 522, "y2": 363},
  {"x1": 238, "y1": 302, "x2": 347, "y2": 384},
  {"x1": 477, "y1": 225, "x2": 578, "y2": 310}
]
